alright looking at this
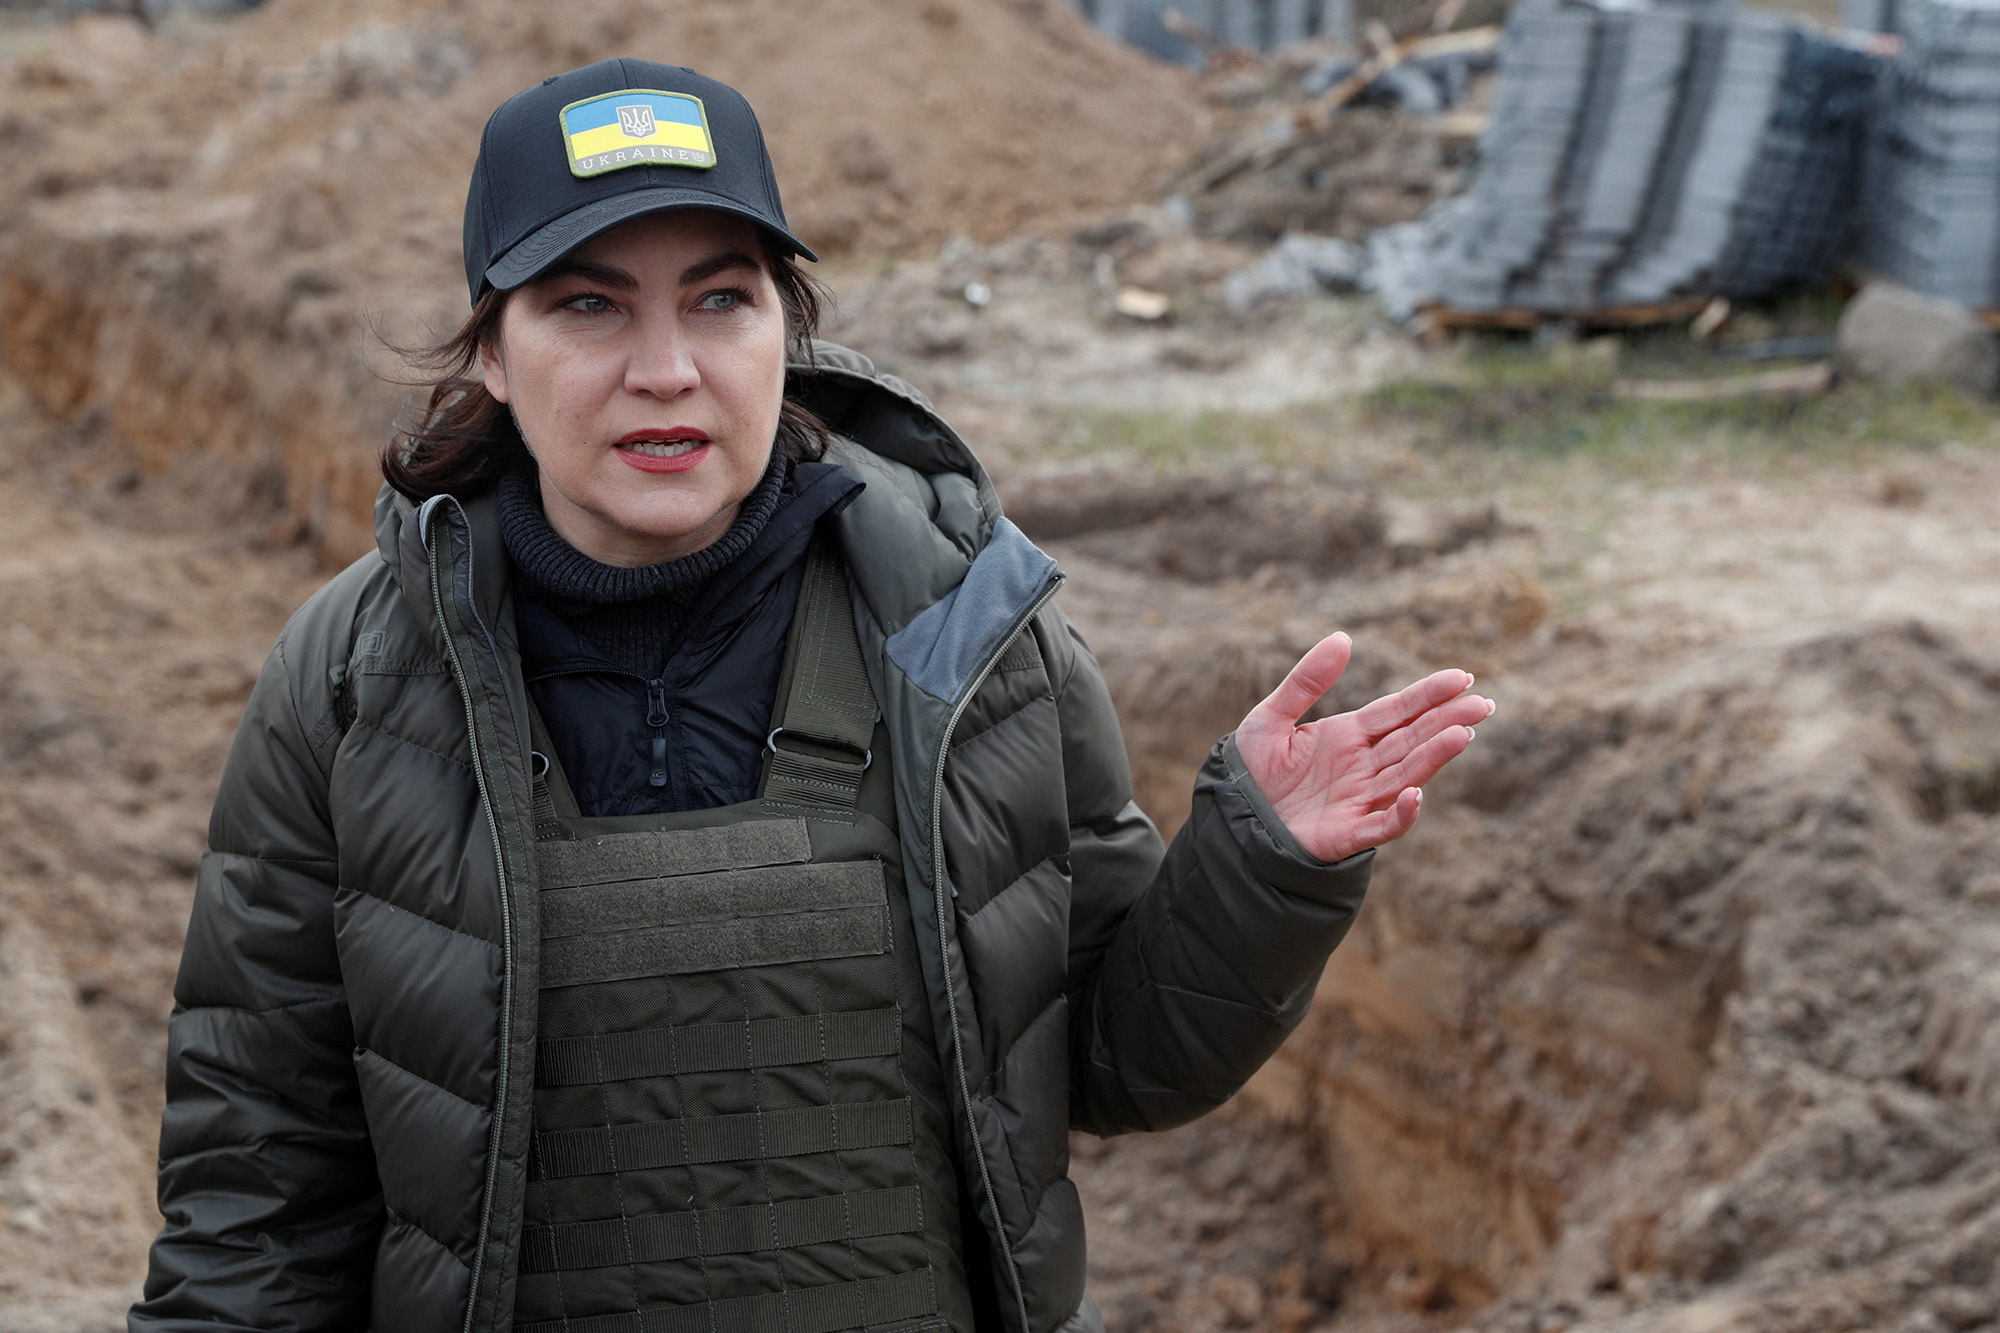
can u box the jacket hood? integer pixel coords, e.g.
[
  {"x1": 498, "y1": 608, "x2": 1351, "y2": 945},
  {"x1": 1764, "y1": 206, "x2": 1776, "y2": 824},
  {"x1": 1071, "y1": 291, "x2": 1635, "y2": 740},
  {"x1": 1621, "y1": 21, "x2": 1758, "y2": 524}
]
[
  {"x1": 790, "y1": 343, "x2": 1062, "y2": 707},
  {"x1": 373, "y1": 340, "x2": 1054, "y2": 698}
]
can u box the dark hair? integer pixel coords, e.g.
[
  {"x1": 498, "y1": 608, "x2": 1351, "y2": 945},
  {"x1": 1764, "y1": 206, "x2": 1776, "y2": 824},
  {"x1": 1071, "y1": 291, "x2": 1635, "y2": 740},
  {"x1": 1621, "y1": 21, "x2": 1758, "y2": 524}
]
[{"x1": 383, "y1": 229, "x2": 831, "y2": 502}]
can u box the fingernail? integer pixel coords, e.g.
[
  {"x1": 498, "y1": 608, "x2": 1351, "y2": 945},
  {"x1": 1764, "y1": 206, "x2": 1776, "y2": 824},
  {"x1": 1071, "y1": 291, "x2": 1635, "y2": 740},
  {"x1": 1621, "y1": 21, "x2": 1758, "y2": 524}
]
[
  {"x1": 1414, "y1": 788, "x2": 1423, "y2": 805},
  {"x1": 1466, "y1": 727, "x2": 1476, "y2": 741},
  {"x1": 1465, "y1": 673, "x2": 1476, "y2": 686},
  {"x1": 1486, "y1": 699, "x2": 1497, "y2": 717}
]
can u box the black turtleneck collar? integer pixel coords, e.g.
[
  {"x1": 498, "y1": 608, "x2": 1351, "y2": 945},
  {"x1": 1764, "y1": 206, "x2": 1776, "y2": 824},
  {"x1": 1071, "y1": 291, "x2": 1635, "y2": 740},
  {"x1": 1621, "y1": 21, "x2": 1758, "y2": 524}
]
[
  {"x1": 499, "y1": 453, "x2": 863, "y2": 682},
  {"x1": 499, "y1": 452, "x2": 790, "y2": 607}
]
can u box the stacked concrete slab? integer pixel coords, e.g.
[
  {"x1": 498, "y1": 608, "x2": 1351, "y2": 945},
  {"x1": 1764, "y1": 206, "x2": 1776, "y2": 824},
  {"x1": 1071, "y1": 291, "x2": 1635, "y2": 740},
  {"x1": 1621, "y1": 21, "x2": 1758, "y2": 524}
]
[
  {"x1": 1379, "y1": 0, "x2": 1879, "y2": 315},
  {"x1": 1422, "y1": 0, "x2": 1599, "y2": 310},
  {"x1": 1069, "y1": 0, "x2": 1340, "y2": 63},
  {"x1": 1858, "y1": 0, "x2": 2000, "y2": 306},
  {"x1": 1520, "y1": 5, "x2": 1697, "y2": 309}
]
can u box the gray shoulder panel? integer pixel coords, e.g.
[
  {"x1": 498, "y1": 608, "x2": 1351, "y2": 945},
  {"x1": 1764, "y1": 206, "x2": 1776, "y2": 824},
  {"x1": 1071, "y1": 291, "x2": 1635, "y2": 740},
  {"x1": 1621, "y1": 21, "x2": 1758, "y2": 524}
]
[{"x1": 885, "y1": 519, "x2": 1059, "y2": 704}]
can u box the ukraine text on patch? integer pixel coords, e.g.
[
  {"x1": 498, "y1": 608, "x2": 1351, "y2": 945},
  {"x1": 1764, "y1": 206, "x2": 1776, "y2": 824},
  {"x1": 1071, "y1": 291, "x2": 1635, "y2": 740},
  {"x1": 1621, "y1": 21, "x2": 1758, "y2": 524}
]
[{"x1": 561, "y1": 90, "x2": 716, "y2": 177}]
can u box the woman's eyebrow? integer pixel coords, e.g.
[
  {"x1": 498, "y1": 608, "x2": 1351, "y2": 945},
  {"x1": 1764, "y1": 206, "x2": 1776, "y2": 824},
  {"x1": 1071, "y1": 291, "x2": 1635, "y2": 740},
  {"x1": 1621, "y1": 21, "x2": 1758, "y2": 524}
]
[
  {"x1": 680, "y1": 250, "x2": 761, "y2": 287},
  {"x1": 541, "y1": 259, "x2": 638, "y2": 291}
]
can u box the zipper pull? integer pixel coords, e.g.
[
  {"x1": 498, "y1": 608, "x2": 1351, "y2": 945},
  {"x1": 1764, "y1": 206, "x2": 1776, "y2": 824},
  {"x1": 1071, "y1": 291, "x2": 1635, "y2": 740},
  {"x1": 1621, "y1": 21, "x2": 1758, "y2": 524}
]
[
  {"x1": 646, "y1": 680, "x2": 668, "y2": 728},
  {"x1": 650, "y1": 736, "x2": 668, "y2": 788}
]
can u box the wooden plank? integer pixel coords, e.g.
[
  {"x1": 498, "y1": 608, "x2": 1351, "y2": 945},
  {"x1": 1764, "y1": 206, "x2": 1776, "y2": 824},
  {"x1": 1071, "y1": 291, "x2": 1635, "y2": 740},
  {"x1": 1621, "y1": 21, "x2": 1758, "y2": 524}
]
[
  {"x1": 1420, "y1": 305, "x2": 1543, "y2": 331},
  {"x1": 1576, "y1": 297, "x2": 1711, "y2": 329},
  {"x1": 1612, "y1": 362, "x2": 1835, "y2": 402},
  {"x1": 1420, "y1": 296, "x2": 1713, "y2": 334}
]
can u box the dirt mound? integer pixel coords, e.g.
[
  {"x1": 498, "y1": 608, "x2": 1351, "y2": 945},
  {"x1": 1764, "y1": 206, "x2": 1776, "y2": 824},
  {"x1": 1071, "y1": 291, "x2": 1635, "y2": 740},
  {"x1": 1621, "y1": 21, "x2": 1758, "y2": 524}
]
[
  {"x1": 1007, "y1": 463, "x2": 1390, "y2": 582},
  {"x1": 1026, "y1": 454, "x2": 2000, "y2": 1331},
  {"x1": 0, "y1": 1, "x2": 1204, "y2": 558},
  {"x1": 0, "y1": 380, "x2": 323, "y2": 1323},
  {"x1": 1071, "y1": 1102, "x2": 1354, "y2": 1333},
  {"x1": 1214, "y1": 620, "x2": 2000, "y2": 1330}
]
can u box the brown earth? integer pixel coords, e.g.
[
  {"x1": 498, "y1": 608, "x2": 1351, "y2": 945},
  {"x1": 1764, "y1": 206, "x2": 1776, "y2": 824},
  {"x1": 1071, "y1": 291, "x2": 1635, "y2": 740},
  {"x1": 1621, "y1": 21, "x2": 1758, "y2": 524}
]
[
  {"x1": 10, "y1": 6, "x2": 2000, "y2": 1333},
  {"x1": 16, "y1": 331, "x2": 2000, "y2": 1333},
  {"x1": 0, "y1": 0, "x2": 1205, "y2": 559}
]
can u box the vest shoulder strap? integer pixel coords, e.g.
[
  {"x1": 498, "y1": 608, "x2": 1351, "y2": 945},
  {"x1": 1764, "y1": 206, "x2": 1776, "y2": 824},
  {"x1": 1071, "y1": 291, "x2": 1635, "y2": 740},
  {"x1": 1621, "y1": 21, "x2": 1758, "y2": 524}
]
[
  {"x1": 762, "y1": 534, "x2": 880, "y2": 812},
  {"x1": 526, "y1": 698, "x2": 580, "y2": 835}
]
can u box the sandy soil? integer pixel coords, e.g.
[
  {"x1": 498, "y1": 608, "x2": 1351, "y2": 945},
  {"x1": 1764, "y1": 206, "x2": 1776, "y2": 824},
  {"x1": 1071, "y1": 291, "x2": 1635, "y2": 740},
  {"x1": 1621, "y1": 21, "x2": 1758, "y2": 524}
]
[
  {"x1": 9, "y1": 322, "x2": 2000, "y2": 1331},
  {"x1": 0, "y1": 376, "x2": 323, "y2": 1327},
  {"x1": 8, "y1": 4, "x2": 2000, "y2": 1332}
]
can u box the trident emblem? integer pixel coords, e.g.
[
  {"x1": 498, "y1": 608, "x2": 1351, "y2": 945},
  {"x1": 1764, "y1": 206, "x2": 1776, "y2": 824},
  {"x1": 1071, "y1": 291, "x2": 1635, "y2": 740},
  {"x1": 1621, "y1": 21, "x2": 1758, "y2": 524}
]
[{"x1": 617, "y1": 104, "x2": 656, "y2": 139}]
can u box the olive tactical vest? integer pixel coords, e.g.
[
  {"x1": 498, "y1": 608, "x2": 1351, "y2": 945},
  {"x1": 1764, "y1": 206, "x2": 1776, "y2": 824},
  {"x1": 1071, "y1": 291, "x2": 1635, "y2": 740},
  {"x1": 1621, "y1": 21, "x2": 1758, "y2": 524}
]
[{"x1": 513, "y1": 541, "x2": 976, "y2": 1333}]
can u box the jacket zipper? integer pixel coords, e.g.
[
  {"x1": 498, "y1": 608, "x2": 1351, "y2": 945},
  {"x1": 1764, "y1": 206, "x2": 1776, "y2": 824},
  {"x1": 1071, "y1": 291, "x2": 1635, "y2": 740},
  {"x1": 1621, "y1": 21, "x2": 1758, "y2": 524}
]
[
  {"x1": 647, "y1": 680, "x2": 670, "y2": 788},
  {"x1": 929, "y1": 570, "x2": 1064, "y2": 1333},
  {"x1": 423, "y1": 501, "x2": 517, "y2": 1333}
]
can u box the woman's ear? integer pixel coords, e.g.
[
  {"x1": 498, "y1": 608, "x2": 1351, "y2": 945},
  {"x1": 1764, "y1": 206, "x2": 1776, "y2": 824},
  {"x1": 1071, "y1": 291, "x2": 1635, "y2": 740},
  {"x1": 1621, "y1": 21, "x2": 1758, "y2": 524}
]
[{"x1": 479, "y1": 330, "x2": 511, "y2": 405}]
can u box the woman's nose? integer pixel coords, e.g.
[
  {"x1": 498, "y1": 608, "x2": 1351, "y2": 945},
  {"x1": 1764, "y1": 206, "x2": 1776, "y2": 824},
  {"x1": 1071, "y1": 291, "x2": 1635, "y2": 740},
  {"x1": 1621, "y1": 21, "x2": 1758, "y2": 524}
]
[{"x1": 624, "y1": 315, "x2": 700, "y2": 399}]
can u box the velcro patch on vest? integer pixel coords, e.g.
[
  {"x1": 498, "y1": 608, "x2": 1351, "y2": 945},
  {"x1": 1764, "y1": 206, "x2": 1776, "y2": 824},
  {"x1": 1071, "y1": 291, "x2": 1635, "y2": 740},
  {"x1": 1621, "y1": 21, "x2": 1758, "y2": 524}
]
[
  {"x1": 513, "y1": 1268, "x2": 936, "y2": 1333},
  {"x1": 537, "y1": 1008, "x2": 901, "y2": 1087},
  {"x1": 532, "y1": 1098, "x2": 913, "y2": 1179},
  {"x1": 535, "y1": 819, "x2": 812, "y2": 890},
  {"x1": 519, "y1": 1184, "x2": 922, "y2": 1273},
  {"x1": 538, "y1": 861, "x2": 888, "y2": 987}
]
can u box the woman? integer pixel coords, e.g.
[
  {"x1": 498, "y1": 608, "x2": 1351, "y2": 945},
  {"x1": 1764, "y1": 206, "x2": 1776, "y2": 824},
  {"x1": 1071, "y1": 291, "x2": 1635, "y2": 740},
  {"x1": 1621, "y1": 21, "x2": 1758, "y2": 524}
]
[{"x1": 132, "y1": 60, "x2": 1492, "y2": 1333}]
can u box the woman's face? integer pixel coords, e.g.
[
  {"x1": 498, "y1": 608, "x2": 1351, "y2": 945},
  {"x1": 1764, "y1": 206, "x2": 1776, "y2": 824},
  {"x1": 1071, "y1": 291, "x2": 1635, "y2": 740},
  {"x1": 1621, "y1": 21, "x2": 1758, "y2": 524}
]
[{"x1": 481, "y1": 210, "x2": 788, "y2": 568}]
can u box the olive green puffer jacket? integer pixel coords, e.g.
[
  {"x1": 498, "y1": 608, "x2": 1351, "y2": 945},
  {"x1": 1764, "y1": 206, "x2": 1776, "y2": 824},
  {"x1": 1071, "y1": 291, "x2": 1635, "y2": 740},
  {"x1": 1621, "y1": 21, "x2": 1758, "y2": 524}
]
[{"x1": 132, "y1": 346, "x2": 1372, "y2": 1333}]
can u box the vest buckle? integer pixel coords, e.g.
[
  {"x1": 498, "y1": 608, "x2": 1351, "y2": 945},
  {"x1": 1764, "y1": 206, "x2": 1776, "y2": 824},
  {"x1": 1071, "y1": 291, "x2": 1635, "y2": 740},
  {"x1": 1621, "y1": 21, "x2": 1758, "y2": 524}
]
[{"x1": 767, "y1": 726, "x2": 873, "y2": 772}]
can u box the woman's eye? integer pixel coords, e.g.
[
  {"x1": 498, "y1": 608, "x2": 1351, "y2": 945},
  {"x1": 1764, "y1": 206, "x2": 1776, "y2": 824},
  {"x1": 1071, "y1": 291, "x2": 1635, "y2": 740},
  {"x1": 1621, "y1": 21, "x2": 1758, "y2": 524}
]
[
  {"x1": 698, "y1": 289, "x2": 745, "y2": 312},
  {"x1": 560, "y1": 293, "x2": 613, "y2": 314}
]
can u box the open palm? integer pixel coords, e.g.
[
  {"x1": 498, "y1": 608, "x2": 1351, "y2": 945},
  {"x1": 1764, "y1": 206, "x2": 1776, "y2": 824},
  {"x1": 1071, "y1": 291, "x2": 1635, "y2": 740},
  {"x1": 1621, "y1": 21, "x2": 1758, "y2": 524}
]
[{"x1": 1235, "y1": 633, "x2": 1494, "y2": 864}]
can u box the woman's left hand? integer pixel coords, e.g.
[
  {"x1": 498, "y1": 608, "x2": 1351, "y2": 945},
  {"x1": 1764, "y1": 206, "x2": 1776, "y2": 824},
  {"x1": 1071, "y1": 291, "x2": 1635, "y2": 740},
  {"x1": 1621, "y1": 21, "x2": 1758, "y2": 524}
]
[{"x1": 1234, "y1": 632, "x2": 1494, "y2": 864}]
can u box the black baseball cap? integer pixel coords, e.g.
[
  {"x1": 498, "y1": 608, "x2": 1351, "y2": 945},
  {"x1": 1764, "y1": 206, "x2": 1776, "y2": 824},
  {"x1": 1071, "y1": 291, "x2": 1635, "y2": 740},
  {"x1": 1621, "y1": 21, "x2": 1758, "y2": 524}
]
[{"x1": 462, "y1": 58, "x2": 816, "y2": 301}]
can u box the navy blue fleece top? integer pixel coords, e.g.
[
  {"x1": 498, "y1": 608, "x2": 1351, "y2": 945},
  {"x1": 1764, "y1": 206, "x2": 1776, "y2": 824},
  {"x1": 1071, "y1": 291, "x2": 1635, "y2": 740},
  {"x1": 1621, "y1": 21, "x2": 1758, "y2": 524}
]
[{"x1": 502, "y1": 457, "x2": 864, "y2": 817}]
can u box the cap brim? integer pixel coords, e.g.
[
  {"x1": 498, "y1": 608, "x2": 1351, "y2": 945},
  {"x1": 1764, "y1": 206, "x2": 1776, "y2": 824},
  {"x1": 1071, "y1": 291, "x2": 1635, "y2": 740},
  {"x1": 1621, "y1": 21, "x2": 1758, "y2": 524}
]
[{"x1": 483, "y1": 187, "x2": 818, "y2": 293}]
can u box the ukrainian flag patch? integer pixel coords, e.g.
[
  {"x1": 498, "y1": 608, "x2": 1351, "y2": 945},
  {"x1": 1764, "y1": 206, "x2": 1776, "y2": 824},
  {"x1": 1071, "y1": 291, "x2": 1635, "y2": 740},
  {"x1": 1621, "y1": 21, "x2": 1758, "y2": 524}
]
[{"x1": 561, "y1": 90, "x2": 716, "y2": 177}]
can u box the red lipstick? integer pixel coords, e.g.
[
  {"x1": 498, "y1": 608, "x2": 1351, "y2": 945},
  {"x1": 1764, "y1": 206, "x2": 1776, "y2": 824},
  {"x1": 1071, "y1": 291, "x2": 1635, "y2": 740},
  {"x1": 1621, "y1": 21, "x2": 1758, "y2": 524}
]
[{"x1": 615, "y1": 428, "x2": 710, "y2": 474}]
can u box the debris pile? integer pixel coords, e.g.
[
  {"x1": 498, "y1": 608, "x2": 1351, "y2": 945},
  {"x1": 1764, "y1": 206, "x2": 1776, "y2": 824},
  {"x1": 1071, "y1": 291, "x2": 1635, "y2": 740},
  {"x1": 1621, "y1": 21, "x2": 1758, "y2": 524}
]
[
  {"x1": 1859, "y1": 0, "x2": 2000, "y2": 307},
  {"x1": 0, "y1": 0, "x2": 1206, "y2": 561},
  {"x1": 1069, "y1": 0, "x2": 1348, "y2": 64},
  {"x1": 1370, "y1": 0, "x2": 1879, "y2": 319}
]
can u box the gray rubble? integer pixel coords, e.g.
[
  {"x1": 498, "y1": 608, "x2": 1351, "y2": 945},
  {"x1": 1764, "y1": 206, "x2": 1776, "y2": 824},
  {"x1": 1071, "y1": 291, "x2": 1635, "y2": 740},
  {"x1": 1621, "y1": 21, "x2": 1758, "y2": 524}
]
[
  {"x1": 1222, "y1": 232, "x2": 1367, "y2": 312},
  {"x1": 1836, "y1": 278, "x2": 2000, "y2": 392}
]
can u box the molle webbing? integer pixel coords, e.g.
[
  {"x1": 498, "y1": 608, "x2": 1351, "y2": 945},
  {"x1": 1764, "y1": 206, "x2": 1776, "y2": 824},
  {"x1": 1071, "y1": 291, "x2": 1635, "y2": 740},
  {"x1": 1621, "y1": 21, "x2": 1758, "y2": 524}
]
[
  {"x1": 520, "y1": 1185, "x2": 923, "y2": 1272},
  {"x1": 531, "y1": 1098, "x2": 915, "y2": 1179},
  {"x1": 536, "y1": 1008, "x2": 902, "y2": 1086},
  {"x1": 513, "y1": 1269, "x2": 937, "y2": 1333},
  {"x1": 536, "y1": 819, "x2": 812, "y2": 887}
]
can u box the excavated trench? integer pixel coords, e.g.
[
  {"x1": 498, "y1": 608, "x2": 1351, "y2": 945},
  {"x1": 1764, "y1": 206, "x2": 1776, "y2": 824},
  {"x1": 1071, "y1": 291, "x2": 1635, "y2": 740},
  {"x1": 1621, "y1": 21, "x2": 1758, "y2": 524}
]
[
  {"x1": 7, "y1": 11, "x2": 2000, "y2": 1332},
  {"x1": 1022, "y1": 480, "x2": 2000, "y2": 1333}
]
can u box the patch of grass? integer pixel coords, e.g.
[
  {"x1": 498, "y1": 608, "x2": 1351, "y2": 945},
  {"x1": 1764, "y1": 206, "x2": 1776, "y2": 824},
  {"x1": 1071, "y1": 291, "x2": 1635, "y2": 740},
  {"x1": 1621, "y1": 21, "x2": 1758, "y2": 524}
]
[
  {"x1": 1030, "y1": 404, "x2": 1308, "y2": 469},
  {"x1": 1007, "y1": 333, "x2": 1998, "y2": 509},
  {"x1": 1361, "y1": 337, "x2": 1999, "y2": 469}
]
